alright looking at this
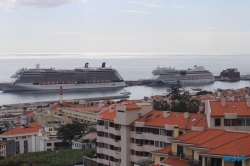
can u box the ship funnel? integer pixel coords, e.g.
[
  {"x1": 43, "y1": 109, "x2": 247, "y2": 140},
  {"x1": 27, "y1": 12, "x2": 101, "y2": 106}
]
[
  {"x1": 102, "y1": 62, "x2": 106, "y2": 68},
  {"x1": 85, "y1": 63, "x2": 89, "y2": 68},
  {"x1": 60, "y1": 86, "x2": 63, "y2": 104}
]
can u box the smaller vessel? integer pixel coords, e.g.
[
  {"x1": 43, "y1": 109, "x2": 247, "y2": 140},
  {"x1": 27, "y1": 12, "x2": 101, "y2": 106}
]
[
  {"x1": 215, "y1": 68, "x2": 240, "y2": 82},
  {"x1": 191, "y1": 88, "x2": 202, "y2": 91},
  {"x1": 120, "y1": 89, "x2": 131, "y2": 95},
  {"x1": 240, "y1": 74, "x2": 250, "y2": 80}
]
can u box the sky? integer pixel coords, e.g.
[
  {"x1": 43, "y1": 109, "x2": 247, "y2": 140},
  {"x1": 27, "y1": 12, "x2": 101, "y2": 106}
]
[{"x1": 0, "y1": 0, "x2": 250, "y2": 54}]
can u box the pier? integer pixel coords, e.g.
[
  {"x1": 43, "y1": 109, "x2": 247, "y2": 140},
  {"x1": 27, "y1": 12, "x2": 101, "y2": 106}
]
[{"x1": 1, "y1": 94, "x2": 130, "y2": 108}]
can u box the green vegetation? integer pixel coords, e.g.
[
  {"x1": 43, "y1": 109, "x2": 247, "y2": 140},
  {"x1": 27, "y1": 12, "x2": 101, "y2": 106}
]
[
  {"x1": 153, "y1": 81, "x2": 201, "y2": 113},
  {"x1": 0, "y1": 149, "x2": 96, "y2": 166},
  {"x1": 57, "y1": 122, "x2": 86, "y2": 145}
]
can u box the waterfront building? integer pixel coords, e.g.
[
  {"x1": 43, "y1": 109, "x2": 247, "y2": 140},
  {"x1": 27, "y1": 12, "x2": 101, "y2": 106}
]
[
  {"x1": 154, "y1": 129, "x2": 250, "y2": 166},
  {"x1": 72, "y1": 132, "x2": 97, "y2": 149},
  {"x1": 205, "y1": 99, "x2": 250, "y2": 131},
  {"x1": 96, "y1": 102, "x2": 207, "y2": 166}
]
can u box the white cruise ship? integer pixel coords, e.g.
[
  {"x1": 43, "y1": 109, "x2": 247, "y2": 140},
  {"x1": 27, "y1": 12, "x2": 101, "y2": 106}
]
[
  {"x1": 143, "y1": 65, "x2": 214, "y2": 85},
  {"x1": 0, "y1": 62, "x2": 126, "y2": 91}
]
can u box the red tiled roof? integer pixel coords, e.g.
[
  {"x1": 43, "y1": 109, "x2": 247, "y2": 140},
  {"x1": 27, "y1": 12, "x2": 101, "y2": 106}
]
[
  {"x1": 132, "y1": 110, "x2": 207, "y2": 130},
  {"x1": 123, "y1": 104, "x2": 141, "y2": 110},
  {"x1": 151, "y1": 146, "x2": 172, "y2": 154},
  {"x1": 198, "y1": 131, "x2": 249, "y2": 149},
  {"x1": 160, "y1": 157, "x2": 189, "y2": 166},
  {"x1": 174, "y1": 131, "x2": 203, "y2": 141},
  {"x1": 22, "y1": 111, "x2": 34, "y2": 118},
  {"x1": 203, "y1": 136, "x2": 250, "y2": 156},
  {"x1": 210, "y1": 101, "x2": 250, "y2": 117},
  {"x1": 183, "y1": 129, "x2": 224, "y2": 145},
  {"x1": 2, "y1": 123, "x2": 41, "y2": 136}
]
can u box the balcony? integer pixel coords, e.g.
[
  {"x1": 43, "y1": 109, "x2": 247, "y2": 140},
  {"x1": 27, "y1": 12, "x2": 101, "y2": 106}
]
[
  {"x1": 97, "y1": 125, "x2": 104, "y2": 131},
  {"x1": 97, "y1": 147, "x2": 103, "y2": 153},
  {"x1": 97, "y1": 136, "x2": 103, "y2": 142},
  {"x1": 114, "y1": 151, "x2": 121, "y2": 159},
  {"x1": 135, "y1": 144, "x2": 144, "y2": 151},
  {"x1": 114, "y1": 128, "x2": 121, "y2": 135},
  {"x1": 114, "y1": 140, "x2": 121, "y2": 147},
  {"x1": 135, "y1": 132, "x2": 144, "y2": 139}
]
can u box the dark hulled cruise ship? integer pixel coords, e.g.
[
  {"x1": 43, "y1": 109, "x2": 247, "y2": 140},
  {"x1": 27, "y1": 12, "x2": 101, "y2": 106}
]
[{"x1": 0, "y1": 62, "x2": 126, "y2": 91}]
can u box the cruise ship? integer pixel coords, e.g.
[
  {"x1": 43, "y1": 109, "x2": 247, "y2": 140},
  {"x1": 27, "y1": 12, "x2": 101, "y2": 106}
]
[
  {"x1": 143, "y1": 65, "x2": 214, "y2": 85},
  {"x1": 0, "y1": 62, "x2": 126, "y2": 91}
]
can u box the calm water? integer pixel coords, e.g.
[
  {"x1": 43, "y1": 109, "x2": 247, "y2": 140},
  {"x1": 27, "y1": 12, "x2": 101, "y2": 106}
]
[{"x1": 0, "y1": 54, "x2": 249, "y2": 105}]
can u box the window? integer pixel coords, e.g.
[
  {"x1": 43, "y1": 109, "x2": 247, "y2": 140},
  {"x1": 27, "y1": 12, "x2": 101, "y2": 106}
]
[
  {"x1": 160, "y1": 157, "x2": 165, "y2": 161},
  {"x1": 160, "y1": 129, "x2": 166, "y2": 135},
  {"x1": 109, "y1": 122, "x2": 114, "y2": 128},
  {"x1": 131, "y1": 150, "x2": 134, "y2": 155},
  {"x1": 22, "y1": 136, "x2": 26, "y2": 139},
  {"x1": 47, "y1": 143, "x2": 52, "y2": 146},
  {"x1": 232, "y1": 119, "x2": 237, "y2": 126},
  {"x1": 131, "y1": 138, "x2": 135, "y2": 143},
  {"x1": 155, "y1": 141, "x2": 159, "y2": 147},
  {"x1": 160, "y1": 142, "x2": 164, "y2": 148},
  {"x1": 215, "y1": 119, "x2": 221, "y2": 126},
  {"x1": 153, "y1": 128, "x2": 159, "y2": 135},
  {"x1": 104, "y1": 132, "x2": 108, "y2": 138},
  {"x1": 224, "y1": 119, "x2": 231, "y2": 126},
  {"x1": 104, "y1": 121, "x2": 109, "y2": 129},
  {"x1": 104, "y1": 143, "x2": 108, "y2": 149},
  {"x1": 131, "y1": 126, "x2": 134, "y2": 131},
  {"x1": 246, "y1": 118, "x2": 250, "y2": 126},
  {"x1": 179, "y1": 131, "x2": 184, "y2": 136},
  {"x1": 166, "y1": 130, "x2": 173, "y2": 136},
  {"x1": 238, "y1": 118, "x2": 245, "y2": 126}
]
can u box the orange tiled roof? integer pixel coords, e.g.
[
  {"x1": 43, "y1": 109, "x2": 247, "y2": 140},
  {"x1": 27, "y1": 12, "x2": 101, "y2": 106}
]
[
  {"x1": 99, "y1": 104, "x2": 142, "y2": 120},
  {"x1": 198, "y1": 131, "x2": 249, "y2": 149},
  {"x1": 203, "y1": 135, "x2": 250, "y2": 156},
  {"x1": 210, "y1": 101, "x2": 250, "y2": 117},
  {"x1": 22, "y1": 111, "x2": 34, "y2": 118},
  {"x1": 182, "y1": 129, "x2": 224, "y2": 145},
  {"x1": 132, "y1": 110, "x2": 207, "y2": 129},
  {"x1": 1, "y1": 125, "x2": 40, "y2": 136},
  {"x1": 160, "y1": 157, "x2": 189, "y2": 166},
  {"x1": 174, "y1": 131, "x2": 203, "y2": 141},
  {"x1": 123, "y1": 104, "x2": 141, "y2": 110},
  {"x1": 151, "y1": 146, "x2": 172, "y2": 154}
]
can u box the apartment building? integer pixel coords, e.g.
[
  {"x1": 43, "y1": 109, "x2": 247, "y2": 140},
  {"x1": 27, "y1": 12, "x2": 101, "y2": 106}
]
[
  {"x1": 155, "y1": 129, "x2": 250, "y2": 166},
  {"x1": 0, "y1": 123, "x2": 41, "y2": 154},
  {"x1": 96, "y1": 102, "x2": 208, "y2": 166},
  {"x1": 205, "y1": 99, "x2": 250, "y2": 131}
]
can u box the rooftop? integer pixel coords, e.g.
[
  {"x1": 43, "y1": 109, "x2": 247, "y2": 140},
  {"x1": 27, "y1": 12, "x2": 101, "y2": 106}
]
[
  {"x1": 133, "y1": 110, "x2": 207, "y2": 130},
  {"x1": 210, "y1": 101, "x2": 250, "y2": 117},
  {"x1": 1, "y1": 122, "x2": 41, "y2": 136},
  {"x1": 160, "y1": 157, "x2": 189, "y2": 166}
]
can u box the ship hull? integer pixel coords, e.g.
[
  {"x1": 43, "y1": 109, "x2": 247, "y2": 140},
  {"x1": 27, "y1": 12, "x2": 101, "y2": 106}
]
[{"x1": 0, "y1": 82, "x2": 126, "y2": 91}]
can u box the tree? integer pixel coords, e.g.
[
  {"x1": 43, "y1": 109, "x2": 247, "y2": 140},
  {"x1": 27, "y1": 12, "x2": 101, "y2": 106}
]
[
  {"x1": 57, "y1": 122, "x2": 86, "y2": 145},
  {"x1": 22, "y1": 107, "x2": 27, "y2": 112},
  {"x1": 152, "y1": 81, "x2": 201, "y2": 113}
]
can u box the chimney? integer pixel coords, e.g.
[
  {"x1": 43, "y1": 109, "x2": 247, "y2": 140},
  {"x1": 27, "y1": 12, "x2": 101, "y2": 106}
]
[
  {"x1": 60, "y1": 86, "x2": 63, "y2": 104},
  {"x1": 184, "y1": 112, "x2": 189, "y2": 118},
  {"x1": 102, "y1": 62, "x2": 106, "y2": 68},
  {"x1": 218, "y1": 92, "x2": 221, "y2": 97},
  {"x1": 221, "y1": 98, "x2": 226, "y2": 106},
  {"x1": 109, "y1": 105, "x2": 115, "y2": 113},
  {"x1": 163, "y1": 111, "x2": 171, "y2": 118},
  {"x1": 173, "y1": 126, "x2": 179, "y2": 138},
  {"x1": 247, "y1": 99, "x2": 250, "y2": 107},
  {"x1": 85, "y1": 62, "x2": 89, "y2": 68}
]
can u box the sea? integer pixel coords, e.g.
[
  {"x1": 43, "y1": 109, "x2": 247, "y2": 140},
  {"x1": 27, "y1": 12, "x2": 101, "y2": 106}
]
[{"x1": 0, "y1": 53, "x2": 249, "y2": 105}]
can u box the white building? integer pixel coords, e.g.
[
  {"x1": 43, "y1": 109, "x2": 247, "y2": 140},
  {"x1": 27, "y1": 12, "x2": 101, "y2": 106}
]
[
  {"x1": 72, "y1": 132, "x2": 97, "y2": 149},
  {"x1": 0, "y1": 123, "x2": 40, "y2": 154},
  {"x1": 205, "y1": 99, "x2": 250, "y2": 131},
  {"x1": 32, "y1": 123, "x2": 64, "y2": 152},
  {"x1": 96, "y1": 102, "x2": 207, "y2": 166}
]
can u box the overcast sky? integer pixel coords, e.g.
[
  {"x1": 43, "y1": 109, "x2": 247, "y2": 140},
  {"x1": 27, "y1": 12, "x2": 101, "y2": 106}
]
[{"x1": 0, "y1": 0, "x2": 250, "y2": 54}]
